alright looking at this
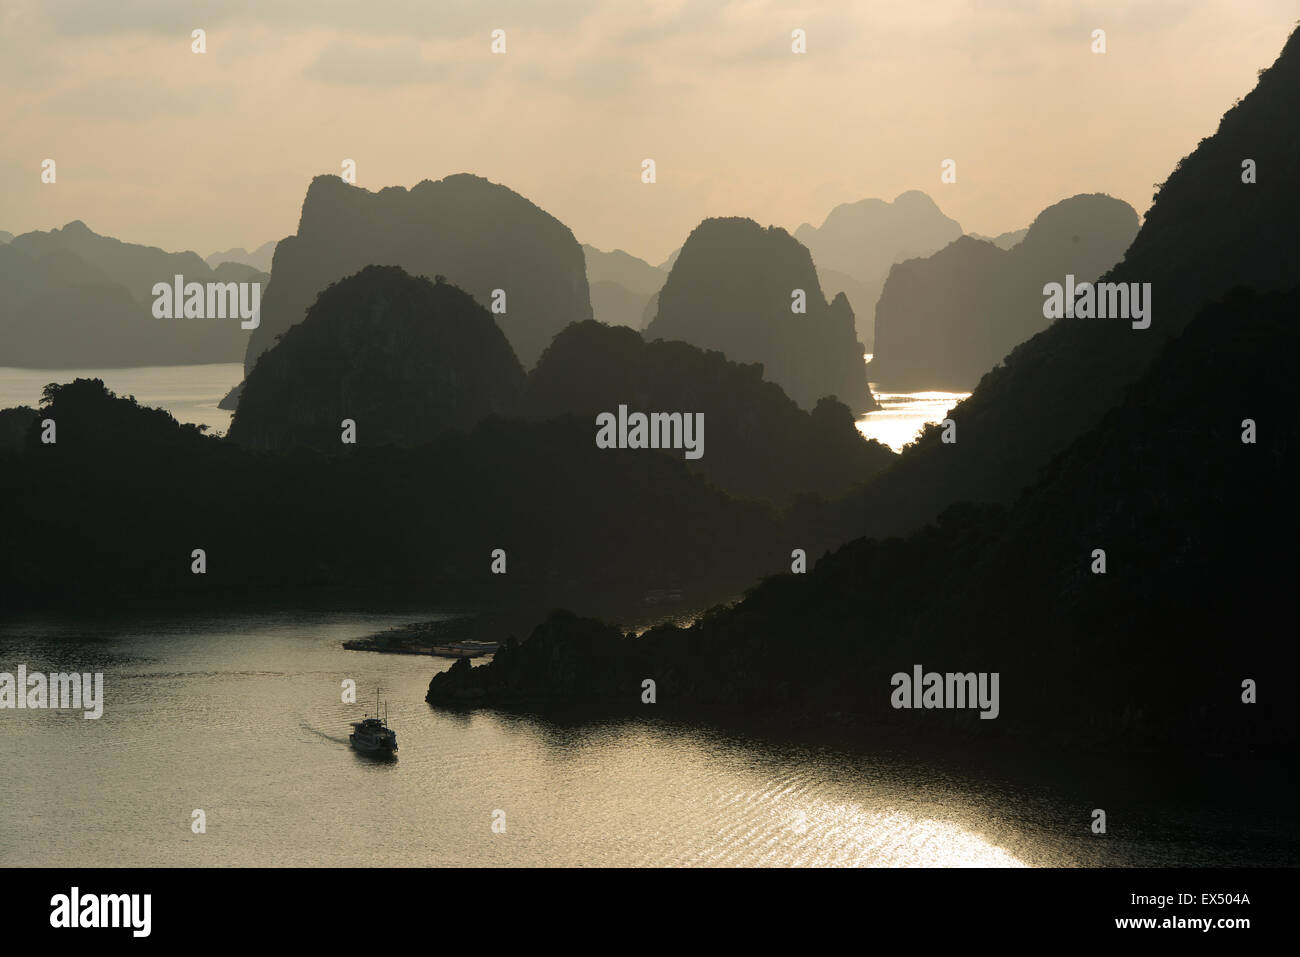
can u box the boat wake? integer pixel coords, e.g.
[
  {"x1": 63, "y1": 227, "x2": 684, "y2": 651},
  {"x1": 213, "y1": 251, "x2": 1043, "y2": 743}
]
[{"x1": 299, "y1": 721, "x2": 350, "y2": 747}]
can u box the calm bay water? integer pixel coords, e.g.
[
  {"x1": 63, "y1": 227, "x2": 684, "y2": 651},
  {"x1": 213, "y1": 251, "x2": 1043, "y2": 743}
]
[
  {"x1": 0, "y1": 364, "x2": 243, "y2": 436},
  {"x1": 1, "y1": 610, "x2": 1293, "y2": 867}
]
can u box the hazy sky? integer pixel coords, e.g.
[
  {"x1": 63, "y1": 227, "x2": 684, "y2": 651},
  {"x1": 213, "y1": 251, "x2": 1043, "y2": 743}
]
[{"x1": 1, "y1": 1, "x2": 1295, "y2": 265}]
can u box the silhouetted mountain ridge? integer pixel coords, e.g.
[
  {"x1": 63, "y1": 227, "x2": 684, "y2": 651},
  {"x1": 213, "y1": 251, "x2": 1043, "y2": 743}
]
[
  {"x1": 0, "y1": 379, "x2": 788, "y2": 613},
  {"x1": 525, "y1": 320, "x2": 894, "y2": 503},
  {"x1": 229, "y1": 266, "x2": 525, "y2": 450},
  {"x1": 644, "y1": 217, "x2": 876, "y2": 413}
]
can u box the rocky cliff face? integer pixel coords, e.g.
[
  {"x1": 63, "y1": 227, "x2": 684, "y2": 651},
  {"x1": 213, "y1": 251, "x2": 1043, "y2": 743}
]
[
  {"x1": 869, "y1": 193, "x2": 1139, "y2": 391},
  {"x1": 228, "y1": 266, "x2": 525, "y2": 450},
  {"x1": 816, "y1": 269, "x2": 884, "y2": 353},
  {"x1": 643, "y1": 217, "x2": 876, "y2": 413},
  {"x1": 243, "y1": 173, "x2": 591, "y2": 380}
]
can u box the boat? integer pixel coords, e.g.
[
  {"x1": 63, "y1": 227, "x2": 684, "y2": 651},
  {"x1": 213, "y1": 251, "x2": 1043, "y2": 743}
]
[{"x1": 350, "y1": 692, "x2": 398, "y2": 755}]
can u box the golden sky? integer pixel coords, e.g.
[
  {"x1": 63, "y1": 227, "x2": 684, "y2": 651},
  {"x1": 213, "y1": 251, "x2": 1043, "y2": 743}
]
[{"x1": 1, "y1": 0, "x2": 1294, "y2": 264}]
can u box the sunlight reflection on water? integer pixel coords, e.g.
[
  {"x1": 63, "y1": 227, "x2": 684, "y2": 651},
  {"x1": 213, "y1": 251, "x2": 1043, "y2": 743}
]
[
  {"x1": 0, "y1": 612, "x2": 1290, "y2": 867},
  {"x1": 856, "y1": 381, "x2": 970, "y2": 452}
]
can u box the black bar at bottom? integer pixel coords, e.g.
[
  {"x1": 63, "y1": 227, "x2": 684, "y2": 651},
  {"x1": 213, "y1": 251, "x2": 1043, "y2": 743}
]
[{"x1": 6, "y1": 866, "x2": 1282, "y2": 943}]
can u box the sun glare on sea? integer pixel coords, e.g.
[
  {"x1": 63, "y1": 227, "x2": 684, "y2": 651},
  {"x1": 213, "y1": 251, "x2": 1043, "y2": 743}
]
[
  {"x1": 714, "y1": 789, "x2": 1027, "y2": 867},
  {"x1": 855, "y1": 387, "x2": 971, "y2": 452}
]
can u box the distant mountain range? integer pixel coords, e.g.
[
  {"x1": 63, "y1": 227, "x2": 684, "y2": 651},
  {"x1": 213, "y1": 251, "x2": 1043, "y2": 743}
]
[
  {"x1": 205, "y1": 240, "x2": 278, "y2": 273},
  {"x1": 583, "y1": 193, "x2": 1026, "y2": 359},
  {"x1": 789, "y1": 191, "x2": 967, "y2": 355},
  {"x1": 582, "y1": 245, "x2": 666, "y2": 296},
  {"x1": 968, "y1": 228, "x2": 1028, "y2": 250},
  {"x1": 794, "y1": 190, "x2": 964, "y2": 282},
  {"x1": 0, "y1": 221, "x2": 264, "y2": 367},
  {"x1": 4, "y1": 188, "x2": 1035, "y2": 387},
  {"x1": 582, "y1": 244, "x2": 666, "y2": 330},
  {"x1": 869, "y1": 193, "x2": 1139, "y2": 391}
]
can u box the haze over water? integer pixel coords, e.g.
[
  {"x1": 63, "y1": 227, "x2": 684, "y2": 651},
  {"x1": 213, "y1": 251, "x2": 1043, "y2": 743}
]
[{"x1": 1, "y1": 611, "x2": 1291, "y2": 867}]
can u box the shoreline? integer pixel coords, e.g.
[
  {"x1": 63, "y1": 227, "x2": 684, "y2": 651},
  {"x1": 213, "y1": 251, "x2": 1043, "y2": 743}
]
[{"x1": 342, "y1": 617, "x2": 500, "y2": 658}]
